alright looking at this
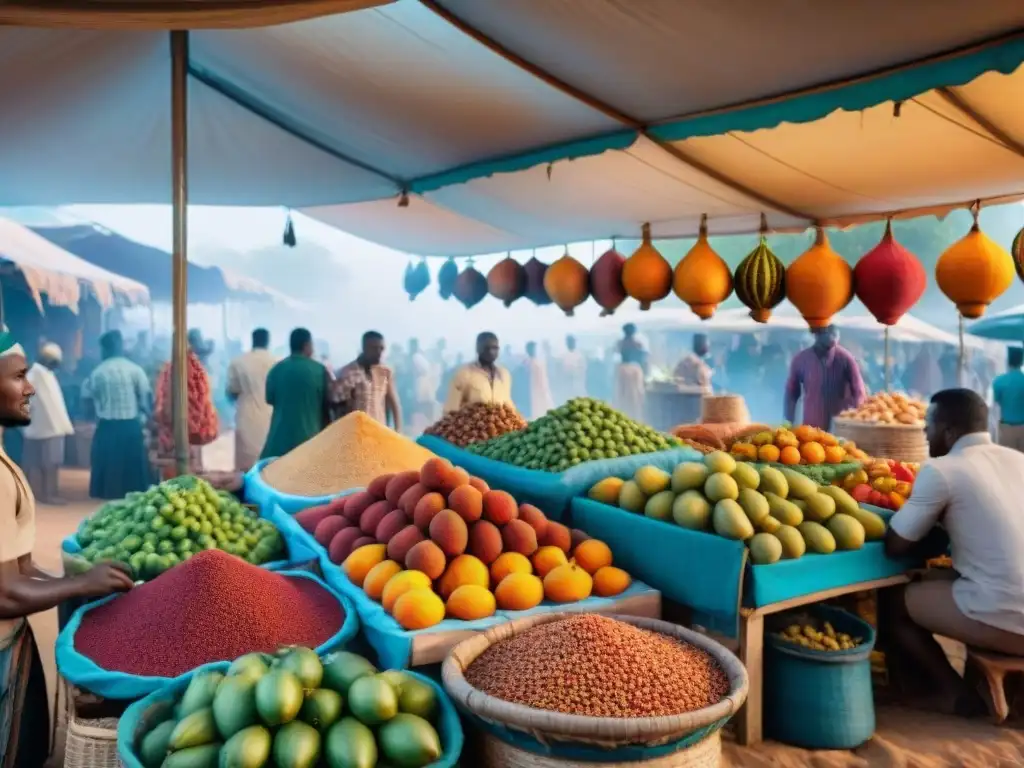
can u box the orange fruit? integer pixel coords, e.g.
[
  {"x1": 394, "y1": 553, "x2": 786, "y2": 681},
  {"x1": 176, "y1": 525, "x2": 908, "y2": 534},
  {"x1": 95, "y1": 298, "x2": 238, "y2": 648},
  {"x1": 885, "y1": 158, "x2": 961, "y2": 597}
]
[
  {"x1": 819, "y1": 431, "x2": 839, "y2": 447},
  {"x1": 593, "y1": 566, "x2": 632, "y2": 597},
  {"x1": 446, "y1": 584, "x2": 496, "y2": 621},
  {"x1": 824, "y1": 445, "x2": 846, "y2": 464},
  {"x1": 495, "y1": 572, "x2": 544, "y2": 611},
  {"x1": 343, "y1": 544, "x2": 388, "y2": 587},
  {"x1": 382, "y1": 570, "x2": 432, "y2": 614},
  {"x1": 793, "y1": 425, "x2": 819, "y2": 443},
  {"x1": 437, "y1": 555, "x2": 489, "y2": 600},
  {"x1": 531, "y1": 546, "x2": 568, "y2": 579},
  {"x1": 543, "y1": 563, "x2": 594, "y2": 603},
  {"x1": 729, "y1": 442, "x2": 757, "y2": 461},
  {"x1": 573, "y1": 539, "x2": 613, "y2": 575},
  {"x1": 774, "y1": 430, "x2": 799, "y2": 449},
  {"x1": 392, "y1": 588, "x2": 445, "y2": 630},
  {"x1": 490, "y1": 552, "x2": 532, "y2": 585},
  {"x1": 780, "y1": 446, "x2": 801, "y2": 465},
  {"x1": 362, "y1": 560, "x2": 403, "y2": 601},
  {"x1": 757, "y1": 444, "x2": 781, "y2": 463},
  {"x1": 799, "y1": 441, "x2": 826, "y2": 465}
]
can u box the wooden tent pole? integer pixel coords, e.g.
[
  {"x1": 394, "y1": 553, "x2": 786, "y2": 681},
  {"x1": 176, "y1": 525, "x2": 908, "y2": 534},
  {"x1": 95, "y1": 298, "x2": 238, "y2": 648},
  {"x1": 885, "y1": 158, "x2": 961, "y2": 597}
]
[{"x1": 170, "y1": 30, "x2": 190, "y2": 477}]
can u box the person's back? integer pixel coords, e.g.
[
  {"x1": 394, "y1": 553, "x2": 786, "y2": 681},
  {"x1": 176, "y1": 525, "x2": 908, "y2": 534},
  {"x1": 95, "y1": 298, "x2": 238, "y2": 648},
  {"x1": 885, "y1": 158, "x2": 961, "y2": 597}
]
[{"x1": 261, "y1": 329, "x2": 326, "y2": 459}]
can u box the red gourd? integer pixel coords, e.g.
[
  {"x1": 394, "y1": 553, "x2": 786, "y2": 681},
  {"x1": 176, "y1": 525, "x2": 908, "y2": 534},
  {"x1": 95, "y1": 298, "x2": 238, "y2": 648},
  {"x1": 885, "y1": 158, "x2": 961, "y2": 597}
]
[
  {"x1": 523, "y1": 256, "x2": 552, "y2": 306},
  {"x1": 453, "y1": 264, "x2": 488, "y2": 309},
  {"x1": 487, "y1": 256, "x2": 526, "y2": 307},
  {"x1": 589, "y1": 246, "x2": 627, "y2": 316},
  {"x1": 854, "y1": 220, "x2": 926, "y2": 325}
]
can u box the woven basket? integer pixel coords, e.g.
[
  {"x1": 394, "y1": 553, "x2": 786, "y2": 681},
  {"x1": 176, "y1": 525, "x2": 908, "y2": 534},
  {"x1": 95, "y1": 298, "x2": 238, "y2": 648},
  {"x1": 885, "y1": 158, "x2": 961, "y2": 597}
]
[
  {"x1": 700, "y1": 395, "x2": 748, "y2": 425},
  {"x1": 479, "y1": 729, "x2": 723, "y2": 767},
  {"x1": 442, "y1": 613, "x2": 747, "y2": 765},
  {"x1": 65, "y1": 703, "x2": 118, "y2": 768},
  {"x1": 831, "y1": 419, "x2": 928, "y2": 463}
]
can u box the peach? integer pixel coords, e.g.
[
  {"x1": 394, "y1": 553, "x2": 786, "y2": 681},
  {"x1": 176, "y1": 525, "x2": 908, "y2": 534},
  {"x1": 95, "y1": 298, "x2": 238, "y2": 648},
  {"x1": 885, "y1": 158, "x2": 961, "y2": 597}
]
[
  {"x1": 429, "y1": 509, "x2": 468, "y2": 557},
  {"x1": 517, "y1": 504, "x2": 548, "y2": 537},
  {"x1": 440, "y1": 466, "x2": 471, "y2": 496},
  {"x1": 366, "y1": 473, "x2": 394, "y2": 500},
  {"x1": 501, "y1": 519, "x2": 538, "y2": 556},
  {"x1": 328, "y1": 527, "x2": 364, "y2": 565},
  {"x1": 385, "y1": 471, "x2": 421, "y2": 507},
  {"x1": 314, "y1": 516, "x2": 351, "y2": 548},
  {"x1": 359, "y1": 500, "x2": 392, "y2": 536},
  {"x1": 398, "y1": 483, "x2": 430, "y2": 516},
  {"x1": 539, "y1": 521, "x2": 572, "y2": 553},
  {"x1": 413, "y1": 492, "x2": 447, "y2": 531},
  {"x1": 468, "y1": 476, "x2": 490, "y2": 494},
  {"x1": 448, "y1": 485, "x2": 483, "y2": 524},
  {"x1": 387, "y1": 525, "x2": 426, "y2": 564},
  {"x1": 467, "y1": 520, "x2": 503, "y2": 565},
  {"x1": 420, "y1": 458, "x2": 456, "y2": 492},
  {"x1": 482, "y1": 490, "x2": 518, "y2": 526},
  {"x1": 404, "y1": 540, "x2": 446, "y2": 580},
  {"x1": 375, "y1": 509, "x2": 409, "y2": 544}
]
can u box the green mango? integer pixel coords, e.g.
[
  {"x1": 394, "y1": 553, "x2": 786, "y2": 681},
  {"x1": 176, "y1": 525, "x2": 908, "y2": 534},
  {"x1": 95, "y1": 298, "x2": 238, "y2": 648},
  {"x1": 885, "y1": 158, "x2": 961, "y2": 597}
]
[
  {"x1": 300, "y1": 689, "x2": 343, "y2": 733},
  {"x1": 255, "y1": 670, "x2": 304, "y2": 727},
  {"x1": 276, "y1": 648, "x2": 323, "y2": 691},
  {"x1": 160, "y1": 744, "x2": 221, "y2": 768},
  {"x1": 219, "y1": 726, "x2": 271, "y2": 768},
  {"x1": 168, "y1": 709, "x2": 217, "y2": 751},
  {"x1": 324, "y1": 718, "x2": 377, "y2": 768},
  {"x1": 139, "y1": 720, "x2": 176, "y2": 768},
  {"x1": 272, "y1": 721, "x2": 321, "y2": 768},
  {"x1": 347, "y1": 675, "x2": 398, "y2": 726},
  {"x1": 320, "y1": 652, "x2": 377, "y2": 696},
  {"x1": 213, "y1": 676, "x2": 258, "y2": 740},
  {"x1": 378, "y1": 714, "x2": 443, "y2": 768},
  {"x1": 178, "y1": 672, "x2": 225, "y2": 719}
]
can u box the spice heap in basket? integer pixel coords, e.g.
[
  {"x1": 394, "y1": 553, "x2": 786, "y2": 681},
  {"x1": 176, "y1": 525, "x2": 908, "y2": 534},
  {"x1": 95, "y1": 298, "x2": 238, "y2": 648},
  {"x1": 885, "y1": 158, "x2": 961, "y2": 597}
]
[
  {"x1": 465, "y1": 614, "x2": 730, "y2": 717},
  {"x1": 466, "y1": 397, "x2": 680, "y2": 471},
  {"x1": 424, "y1": 402, "x2": 527, "y2": 447},
  {"x1": 299, "y1": 458, "x2": 633, "y2": 630},
  {"x1": 588, "y1": 451, "x2": 886, "y2": 564},
  {"x1": 838, "y1": 391, "x2": 926, "y2": 425},
  {"x1": 835, "y1": 458, "x2": 918, "y2": 511},
  {"x1": 75, "y1": 476, "x2": 284, "y2": 580},
  {"x1": 130, "y1": 648, "x2": 445, "y2": 768},
  {"x1": 261, "y1": 412, "x2": 436, "y2": 496},
  {"x1": 74, "y1": 550, "x2": 345, "y2": 677},
  {"x1": 774, "y1": 618, "x2": 864, "y2": 652}
]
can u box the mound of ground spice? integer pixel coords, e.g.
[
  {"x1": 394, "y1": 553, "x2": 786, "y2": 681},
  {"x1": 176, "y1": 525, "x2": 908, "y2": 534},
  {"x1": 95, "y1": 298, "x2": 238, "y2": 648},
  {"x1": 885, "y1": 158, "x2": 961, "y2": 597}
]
[
  {"x1": 465, "y1": 614, "x2": 730, "y2": 718},
  {"x1": 261, "y1": 411, "x2": 436, "y2": 496},
  {"x1": 74, "y1": 550, "x2": 344, "y2": 677}
]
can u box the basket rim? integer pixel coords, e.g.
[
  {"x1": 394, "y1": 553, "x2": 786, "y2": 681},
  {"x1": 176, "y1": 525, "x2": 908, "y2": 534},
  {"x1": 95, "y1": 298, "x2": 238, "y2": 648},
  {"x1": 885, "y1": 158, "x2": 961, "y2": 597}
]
[
  {"x1": 832, "y1": 417, "x2": 926, "y2": 430},
  {"x1": 441, "y1": 612, "x2": 749, "y2": 746}
]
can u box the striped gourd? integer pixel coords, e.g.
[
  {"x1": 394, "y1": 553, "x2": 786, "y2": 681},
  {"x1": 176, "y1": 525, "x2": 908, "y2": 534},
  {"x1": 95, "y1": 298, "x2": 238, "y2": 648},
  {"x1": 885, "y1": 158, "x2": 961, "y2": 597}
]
[
  {"x1": 1013, "y1": 226, "x2": 1024, "y2": 284},
  {"x1": 734, "y1": 235, "x2": 785, "y2": 323}
]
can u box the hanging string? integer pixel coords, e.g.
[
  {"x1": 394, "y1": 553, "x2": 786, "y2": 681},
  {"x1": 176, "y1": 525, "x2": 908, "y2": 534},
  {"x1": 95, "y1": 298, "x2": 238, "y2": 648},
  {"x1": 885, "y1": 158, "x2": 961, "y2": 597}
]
[
  {"x1": 884, "y1": 326, "x2": 891, "y2": 391},
  {"x1": 958, "y1": 314, "x2": 966, "y2": 387}
]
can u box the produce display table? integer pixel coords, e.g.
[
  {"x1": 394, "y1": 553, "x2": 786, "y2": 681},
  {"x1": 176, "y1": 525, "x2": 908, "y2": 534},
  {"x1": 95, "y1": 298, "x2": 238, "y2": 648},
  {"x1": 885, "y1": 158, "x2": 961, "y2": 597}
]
[{"x1": 734, "y1": 573, "x2": 909, "y2": 746}]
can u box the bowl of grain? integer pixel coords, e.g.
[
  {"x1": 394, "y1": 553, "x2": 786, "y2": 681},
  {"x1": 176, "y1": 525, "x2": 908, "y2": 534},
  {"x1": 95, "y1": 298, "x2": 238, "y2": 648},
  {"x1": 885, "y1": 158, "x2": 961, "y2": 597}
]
[{"x1": 442, "y1": 613, "x2": 748, "y2": 766}]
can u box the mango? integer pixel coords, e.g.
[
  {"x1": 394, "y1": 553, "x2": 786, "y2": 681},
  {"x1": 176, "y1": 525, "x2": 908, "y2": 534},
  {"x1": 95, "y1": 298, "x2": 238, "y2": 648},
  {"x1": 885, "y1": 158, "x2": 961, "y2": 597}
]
[
  {"x1": 325, "y1": 718, "x2": 377, "y2": 768},
  {"x1": 817, "y1": 485, "x2": 860, "y2": 517},
  {"x1": 139, "y1": 720, "x2": 176, "y2": 768},
  {"x1": 618, "y1": 480, "x2": 647, "y2": 513},
  {"x1": 748, "y1": 533, "x2": 782, "y2": 565},
  {"x1": 844, "y1": 505, "x2": 887, "y2": 541},
  {"x1": 162, "y1": 745, "x2": 221, "y2": 768},
  {"x1": 731, "y1": 462, "x2": 761, "y2": 491},
  {"x1": 277, "y1": 647, "x2": 324, "y2": 691},
  {"x1": 798, "y1": 521, "x2": 837, "y2": 554},
  {"x1": 378, "y1": 713, "x2": 443, "y2": 768},
  {"x1": 758, "y1": 466, "x2": 789, "y2": 498},
  {"x1": 704, "y1": 451, "x2": 737, "y2": 474},
  {"x1": 671, "y1": 462, "x2": 709, "y2": 493},
  {"x1": 704, "y1": 472, "x2": 739, "y2": 503},
  {"x1": 220, "y1": 726, "x2": 272, "y2": 768},
  {"x1": 588, "y1": 477, "x2": 624, "y2": 505},
  {"x1": 780, "y1": 468, "x2": 818, "y2": 500},
  {"x1": 672, "y1": 490, "x2": 711, "y2": 530},
  {"x1": 766, "y1": 492, "x2": 803, "y2": 526},
  {"x1": 320, "y1": 652, "x2": 377, "y2": 696},
  {"x1": 757, "y1": 514, "x2": 781, "y2": 534},
  {"x1": 169, "y1": 708, "x2": 217, "y2": 751},
  {"x1": 737, "y1": 488, "x2": 770, "y2": 526},
  {"x1": 644, "y1": 490, "x2": 675, "y2": 522},
  {"x1": 348, "y1": 675, "x2": 398, "y2": 726},
  {"x1": 634, "y1": 465, "x2": 671, "y2": 496},
  {"x1": 775, "y1": 525, "x2": 806, "y2": 559},
  {"x1": 255, "y1": 670, "x2": 304, "y2": 727},
  {"x1": 803, "y1": 493, "x2": 837, "y2": 523},
  {"x1": 827, "y1": 513, "x2": 866, "y2": 551},
  {"x1": 273, "y1": 720, "x2": 321, "y2": 768},
  {"x1": 300, "y1": 689, "x2": 343, "y2": 733},
  {"x1": 713, "y1": 499, "x2": 754, "y2": 540},
  {"x1": 178, "y1": 671, "x2": 224, "y2": 718}
]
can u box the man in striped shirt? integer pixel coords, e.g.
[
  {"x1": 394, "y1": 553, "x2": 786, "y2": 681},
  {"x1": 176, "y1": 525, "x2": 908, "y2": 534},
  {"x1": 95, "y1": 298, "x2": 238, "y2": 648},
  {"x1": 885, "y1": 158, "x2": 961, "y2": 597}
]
[{"x1": 783, "y1": 326, "x2": 866, "y2": 430}]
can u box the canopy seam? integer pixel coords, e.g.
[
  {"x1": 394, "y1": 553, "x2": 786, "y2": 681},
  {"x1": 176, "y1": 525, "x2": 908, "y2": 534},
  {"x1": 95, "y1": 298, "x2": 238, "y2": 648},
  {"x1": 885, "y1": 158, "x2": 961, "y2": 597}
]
[{"x1": 934, "y1": 86, "x2": 1024, "y2": 160}]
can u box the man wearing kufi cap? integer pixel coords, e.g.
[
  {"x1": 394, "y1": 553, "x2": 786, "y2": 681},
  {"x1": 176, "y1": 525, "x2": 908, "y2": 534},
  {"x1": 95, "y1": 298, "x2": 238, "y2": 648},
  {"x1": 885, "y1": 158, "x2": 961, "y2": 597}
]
[
  {"x1": 22, "y1": 342, "x2": 74, "y2": 504},
  {"x1": 0, "y1": 329, "x2": 134, "y2": 765}
]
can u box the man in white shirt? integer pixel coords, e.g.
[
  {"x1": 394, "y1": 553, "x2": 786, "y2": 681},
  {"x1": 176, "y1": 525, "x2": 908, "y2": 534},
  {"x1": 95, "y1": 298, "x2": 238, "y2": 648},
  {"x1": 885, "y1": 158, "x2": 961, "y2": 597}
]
[
  {"x1": 22, "y1": 343, "x2": 74, "y2": 504},
  {"x1": 886, "y1": 388, "x2": 1024, "y2": 716}
]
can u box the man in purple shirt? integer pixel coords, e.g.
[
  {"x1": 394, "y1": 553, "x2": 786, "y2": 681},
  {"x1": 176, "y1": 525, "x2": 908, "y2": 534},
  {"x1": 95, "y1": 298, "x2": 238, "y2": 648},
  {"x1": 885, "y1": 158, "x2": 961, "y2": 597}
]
[{"x1": 784, "y1": 326, "x2": 866, "y2": 430}]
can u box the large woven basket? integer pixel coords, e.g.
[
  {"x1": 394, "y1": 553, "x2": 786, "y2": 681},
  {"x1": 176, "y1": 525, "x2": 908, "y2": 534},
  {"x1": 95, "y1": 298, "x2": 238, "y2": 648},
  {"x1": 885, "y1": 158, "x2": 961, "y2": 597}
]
[
  {"x1": 64, "y1": 680, "x2": 119, "y2": 768},
  {"x1": 831, "y1": 419, "x2": 928, "y2": 463},
  {"x1": 701, "y1": 395, "x2": 748, "y2": 425},
  {"x1": 442, "y1": 613, "x2": 748, "y2": 767}
]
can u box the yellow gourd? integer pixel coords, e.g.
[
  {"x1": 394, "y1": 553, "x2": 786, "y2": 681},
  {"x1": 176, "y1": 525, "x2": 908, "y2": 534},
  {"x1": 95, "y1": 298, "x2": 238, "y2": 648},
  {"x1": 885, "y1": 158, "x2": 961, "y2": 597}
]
[
  {"x1": 785, "y1": 227, "x2": 854, "y2": 329},
  {"x1": 622, "y1": 223, "x2": 672, "y2": 310},
  {"x1": 543, "y1": 251, "x2": 590, "y2": 316},
  {"x1": 936, "y1": 211, "x2": 1014, "y2": 318},
  {"x1": 672, "y1": 215, "x2": 732, "y2": 319}
]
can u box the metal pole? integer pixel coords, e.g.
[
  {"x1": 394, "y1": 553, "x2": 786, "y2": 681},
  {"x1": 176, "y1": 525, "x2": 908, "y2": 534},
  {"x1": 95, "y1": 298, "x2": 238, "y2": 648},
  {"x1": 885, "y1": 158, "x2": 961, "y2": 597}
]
[
  {"x1": 171, "y1": 30, "x2": 190, "y2": 477},
  {"x1": 883, "y1": 326, "x2": 890, "y2": 391}
]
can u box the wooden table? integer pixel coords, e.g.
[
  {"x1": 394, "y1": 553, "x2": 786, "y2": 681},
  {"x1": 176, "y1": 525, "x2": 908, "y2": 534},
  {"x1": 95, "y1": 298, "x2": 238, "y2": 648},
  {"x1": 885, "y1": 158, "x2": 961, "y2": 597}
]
[{"x1": 733, "y1": 574, "x2": 910, "y2": 746}]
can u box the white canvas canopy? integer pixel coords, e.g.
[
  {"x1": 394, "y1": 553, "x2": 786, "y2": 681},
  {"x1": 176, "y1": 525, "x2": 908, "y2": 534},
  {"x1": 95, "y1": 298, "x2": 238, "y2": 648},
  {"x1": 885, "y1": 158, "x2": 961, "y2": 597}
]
[{"x1": 1, "y1": 1, "x2": 1023, "y2": 256}]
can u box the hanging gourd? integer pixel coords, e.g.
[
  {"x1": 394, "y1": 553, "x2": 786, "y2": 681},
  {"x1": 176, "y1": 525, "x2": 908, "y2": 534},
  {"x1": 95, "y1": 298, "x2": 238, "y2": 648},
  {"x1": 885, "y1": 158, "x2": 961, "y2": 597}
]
[
  {"x1": 672, "y1": 214, "x2": 732, "y2": 319},
  {"x1": 523, "y1": 255, "x2": 552, "y2": 306},
  {"x1": 403, "y1": 259, "x2": 430, "y2": 301},
  {"x1": 733, "y1": 215, "x2": 785, "y2": 323},
  {"x1": 544, "y1": 250, "x2": 591, "y2": 316},
  {"x1": 622, "y1": 223, "x2": 672, "y2": 310},
  {"x1": 854, "y1": 220, "x2": 926, "y2": 325},
  {"x1": 935, "y1": 205, "x2": 1014, "y2": 319},
  {"x1": 438, "y1": 257, "x2": 458, "y2": 300},
  {"x1": 590, "y1": 243, "x2": 627, "y2": 316},
  {"x1": 453, "y1": 263, "x2": 488, "y2": 309},
  {"x1": 1011, "y1": 225, "x2": 1024, "y2": 284},
  {"x1": 487, "y1": 254, "x2": 526, "y2": 307},
  {"x1": 785, "y1": 227, "x2": 853, "y2": 329}
]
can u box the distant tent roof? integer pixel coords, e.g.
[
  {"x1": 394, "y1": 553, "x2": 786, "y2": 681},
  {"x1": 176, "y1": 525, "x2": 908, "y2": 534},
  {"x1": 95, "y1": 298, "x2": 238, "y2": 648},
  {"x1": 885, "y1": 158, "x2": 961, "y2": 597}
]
[{"x1": 0, "y1": 217, "x2": 149, "y2": 312}]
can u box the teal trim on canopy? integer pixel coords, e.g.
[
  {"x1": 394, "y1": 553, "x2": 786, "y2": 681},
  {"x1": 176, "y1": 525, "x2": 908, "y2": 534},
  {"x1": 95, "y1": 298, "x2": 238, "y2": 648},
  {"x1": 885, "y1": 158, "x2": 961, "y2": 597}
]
[
  {"x1": 648, "y1": 35, "x2": 1024, "y2": 142},
  {"x1": 409, "y1": 129, "x2": 638, "y2": 194}
]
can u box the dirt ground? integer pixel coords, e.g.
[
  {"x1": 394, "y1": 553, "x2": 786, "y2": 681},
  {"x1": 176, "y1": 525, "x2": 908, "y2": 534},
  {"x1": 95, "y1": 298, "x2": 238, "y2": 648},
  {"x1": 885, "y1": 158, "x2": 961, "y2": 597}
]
[{"x1": 37, "y1": 436, "x2": 1024, "y2": 766}]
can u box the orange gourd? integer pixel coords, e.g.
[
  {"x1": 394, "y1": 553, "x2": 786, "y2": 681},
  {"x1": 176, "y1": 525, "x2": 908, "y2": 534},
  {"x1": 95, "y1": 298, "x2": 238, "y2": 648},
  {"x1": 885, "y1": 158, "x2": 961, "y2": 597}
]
[
  {"x1": 672, "y1": 215, "x2": 732, "y2": 319},
  {"x1": 543, "y1": 251, "x2": 590, "y2": 316},
  {"x1": 622, "y1": 223, "x2": 672, "y2": 310},
  {"x1": 785, "y1": 227, "x2": 854, "y2": 329},
  {"x1": 935, "y1": 209, "x2": 1014, "y2": 319}
]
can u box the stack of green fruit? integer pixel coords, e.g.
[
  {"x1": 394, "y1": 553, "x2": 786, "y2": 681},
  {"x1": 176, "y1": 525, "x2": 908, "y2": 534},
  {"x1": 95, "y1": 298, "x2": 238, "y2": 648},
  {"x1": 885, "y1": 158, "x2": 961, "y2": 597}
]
[
  {"x1": 587, "y1": 451, "x2": 887, "y2": 565},
  {"x1": 466, "y1": 397, "x2": 680, "y2": 472},
  {"x1": 76, "y1": 476, "x2": 285, "y2": 581},
  {"x1": 132, "y1": 648, "x2": 446, "y2": 768}
]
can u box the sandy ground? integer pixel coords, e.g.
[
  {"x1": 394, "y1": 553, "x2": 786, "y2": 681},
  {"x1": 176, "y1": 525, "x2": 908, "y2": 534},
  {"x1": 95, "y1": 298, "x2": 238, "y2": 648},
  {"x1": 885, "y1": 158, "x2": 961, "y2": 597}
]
[{"x1": 37, "y1": 435, "x2": 1024, "y2": 766}]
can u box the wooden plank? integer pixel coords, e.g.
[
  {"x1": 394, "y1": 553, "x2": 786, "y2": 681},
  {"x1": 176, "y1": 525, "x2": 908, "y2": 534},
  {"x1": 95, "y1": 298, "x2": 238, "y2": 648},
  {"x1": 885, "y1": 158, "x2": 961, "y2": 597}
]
[
  {"x1": 746, "y1": 574, "x2": 910, "y2": 618},
  {"x1": 735, "y1": 612, "x2": 764, "y2": 746},
  {"x1": 409, "y1": 590, "x2": 662, "y2": 666}
]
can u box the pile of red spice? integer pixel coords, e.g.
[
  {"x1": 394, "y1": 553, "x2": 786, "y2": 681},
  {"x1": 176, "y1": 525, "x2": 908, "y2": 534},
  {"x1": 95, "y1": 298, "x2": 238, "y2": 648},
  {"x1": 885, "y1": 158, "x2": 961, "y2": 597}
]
[{"x1": 74, "y1": 550, "x2": 344, "y2": 677}]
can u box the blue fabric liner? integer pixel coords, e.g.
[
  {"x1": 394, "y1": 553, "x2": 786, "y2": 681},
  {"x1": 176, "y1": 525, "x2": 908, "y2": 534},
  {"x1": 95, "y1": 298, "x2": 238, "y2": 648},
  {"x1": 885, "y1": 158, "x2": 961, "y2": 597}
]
[
  {"x1": 417, "y1": 435, "x2": 702, "y2": 521},
  {"x1": 265, "y1": 504, "x2": 660, "y2": 670},
  {"x1": 56, "y1": 569, "x2": 359, "y2": 701},
  {"x1": 244, "y1": 458, "x2": 351, "y2": 516},
  {"x1": 117, "y1": 662, "x2": 463, "y2": 768}
]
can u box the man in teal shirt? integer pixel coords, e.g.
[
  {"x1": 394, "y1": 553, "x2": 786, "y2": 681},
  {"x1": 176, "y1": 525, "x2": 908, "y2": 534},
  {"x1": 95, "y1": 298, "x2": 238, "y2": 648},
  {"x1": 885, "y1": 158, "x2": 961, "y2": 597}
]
[
  {"x1": 993, "y1": 347, "x2": 1024, "y2": 452},
  {"x1": 260, "y1": 328, "x2": 331, "y2": 459}
]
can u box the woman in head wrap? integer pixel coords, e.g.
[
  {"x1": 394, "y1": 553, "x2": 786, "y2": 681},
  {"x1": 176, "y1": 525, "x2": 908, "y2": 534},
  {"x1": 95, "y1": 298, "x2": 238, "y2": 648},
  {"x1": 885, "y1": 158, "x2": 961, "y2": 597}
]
[
  {"x1": 614, "y1": 323, "x2": 648, "y2": 421},
  {"x1": 22, "y1": 343, "x2": 74, "y2": 504}
]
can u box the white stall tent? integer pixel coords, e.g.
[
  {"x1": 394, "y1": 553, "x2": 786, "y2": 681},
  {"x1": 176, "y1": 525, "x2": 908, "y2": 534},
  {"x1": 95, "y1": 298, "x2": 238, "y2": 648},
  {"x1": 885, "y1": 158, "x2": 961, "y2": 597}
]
[{"x1": 1, "y1": 2, "x2": 1024, "y2": 255}]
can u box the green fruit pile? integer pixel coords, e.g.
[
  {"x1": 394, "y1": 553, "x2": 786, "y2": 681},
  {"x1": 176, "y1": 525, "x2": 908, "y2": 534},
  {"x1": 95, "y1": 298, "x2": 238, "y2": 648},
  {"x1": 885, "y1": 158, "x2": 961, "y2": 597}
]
[
  {"x1": 134, "y1": 648, "x2": 446, "y2": 768},
  {"x1": 467, "y1": 397, "x2": 680, "y2": 472},
  {"x1": 589, "y1": 451, "x2": 887, "y2": 565},
  {"x1": 76, "y1": 476, "x2": 284, "y2": 581}
]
